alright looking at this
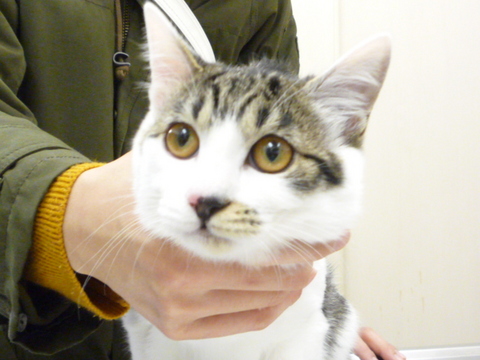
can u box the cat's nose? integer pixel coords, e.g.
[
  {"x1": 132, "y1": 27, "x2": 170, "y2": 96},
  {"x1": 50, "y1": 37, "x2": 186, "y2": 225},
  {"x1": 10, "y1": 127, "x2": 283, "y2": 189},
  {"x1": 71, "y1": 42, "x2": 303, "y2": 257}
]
[{"x1": 192, "y1": 196, "x2": 230, "y2": 225}]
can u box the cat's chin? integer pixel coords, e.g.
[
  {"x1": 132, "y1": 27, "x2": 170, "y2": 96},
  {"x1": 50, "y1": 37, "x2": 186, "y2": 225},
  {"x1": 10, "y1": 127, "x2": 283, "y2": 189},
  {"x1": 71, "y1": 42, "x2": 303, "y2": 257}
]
[
  {"x1": 198, "y1": 229, "x2": 233, "y2": 248},
  {"x1": 181, "y1": 229, "x2": 236, "y2": 258}
]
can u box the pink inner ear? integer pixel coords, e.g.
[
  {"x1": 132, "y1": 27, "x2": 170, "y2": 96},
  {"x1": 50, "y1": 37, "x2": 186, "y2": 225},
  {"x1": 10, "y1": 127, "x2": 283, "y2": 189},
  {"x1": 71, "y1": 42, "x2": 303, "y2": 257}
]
[{"x1": 302, "y1": 35, "x2": 390, "y2": 147}]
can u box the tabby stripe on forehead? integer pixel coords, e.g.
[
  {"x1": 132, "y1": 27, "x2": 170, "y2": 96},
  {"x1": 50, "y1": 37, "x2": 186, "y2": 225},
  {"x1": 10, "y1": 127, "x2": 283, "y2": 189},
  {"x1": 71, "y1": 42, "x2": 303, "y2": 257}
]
[
  {"x1": 279, "y1": 112, "x2": 293, "y2": 128},
  {"x1": 238, "y1": 93, "x2": 259, "y2": 118},
  {"x1": 206, "y1": 71, "x2": 227, "y2": 83},
  {"x1": 257, "y1": 107, "x2": 270, "y2": 128},
  {"x1": 192, "y1": 95, "x2": 205, "y2": 120},
  {"x1": 212, "y1": 84, "x2": 220, "y2": 111},
  {"x1": 269, "y1": 77, "x2": 281, "y2": 96},
  {"x1": 228, "y1": 78, "x2": 239, "y2": 94}
]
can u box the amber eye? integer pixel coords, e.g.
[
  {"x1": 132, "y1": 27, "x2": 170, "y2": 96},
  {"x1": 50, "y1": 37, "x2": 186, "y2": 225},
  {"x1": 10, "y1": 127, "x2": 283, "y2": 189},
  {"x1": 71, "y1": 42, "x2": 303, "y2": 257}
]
[
  {"x1": 165, "y1": 123, "x2": 199, "y2": 159},
  {"x1": 249, "y1": 135, "x2": 293, "y2": 173}
]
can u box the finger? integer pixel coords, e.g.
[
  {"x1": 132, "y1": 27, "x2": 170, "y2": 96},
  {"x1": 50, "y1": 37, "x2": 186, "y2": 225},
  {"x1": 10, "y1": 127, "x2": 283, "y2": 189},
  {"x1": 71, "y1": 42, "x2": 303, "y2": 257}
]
[
  {"x1": 171, "y1": 291, "x2": 300, "y2": 340},
  {"x1": 354, "y1": 336, "x2": 378, "y2": 360},
  {"x1": 359, "y1": 327, "x2": 407, "y2": 360},
  {"x1": 198, "y1": 234, "x2": 350, "y2": 290},
  {"x1": 272, "y1": 232, "x2": 350, "y2": 265},
  {"x1": 203, "y1": 263, "x2": 317, "y2": 291},
  {"x1": 181, "y1": 289, "x2": 301, "y2": 319}
]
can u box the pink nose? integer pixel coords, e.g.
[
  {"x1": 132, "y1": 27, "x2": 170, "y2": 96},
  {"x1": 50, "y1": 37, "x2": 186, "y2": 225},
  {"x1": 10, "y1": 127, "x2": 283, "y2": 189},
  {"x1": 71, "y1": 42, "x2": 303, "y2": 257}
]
[{"x1": 188, "y1": 194, "x2": 202, "y2": 208}]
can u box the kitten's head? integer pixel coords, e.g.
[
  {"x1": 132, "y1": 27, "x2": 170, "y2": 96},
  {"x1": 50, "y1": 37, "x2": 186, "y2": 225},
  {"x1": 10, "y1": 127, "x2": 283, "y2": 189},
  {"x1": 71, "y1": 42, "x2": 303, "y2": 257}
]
[{"x1": 133, "y1": 3, "x2": 391, "y2": 265}]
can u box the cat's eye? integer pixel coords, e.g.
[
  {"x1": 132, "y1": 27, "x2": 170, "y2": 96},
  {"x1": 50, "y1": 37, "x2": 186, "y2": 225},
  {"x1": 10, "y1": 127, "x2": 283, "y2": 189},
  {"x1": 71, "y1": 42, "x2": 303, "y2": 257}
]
[
  {"x1": 249, "y1": 135, "x2": 293, "y2": 173},
  {"x1": 165, "y1": 123, "x2": 199, "y2": 159}
]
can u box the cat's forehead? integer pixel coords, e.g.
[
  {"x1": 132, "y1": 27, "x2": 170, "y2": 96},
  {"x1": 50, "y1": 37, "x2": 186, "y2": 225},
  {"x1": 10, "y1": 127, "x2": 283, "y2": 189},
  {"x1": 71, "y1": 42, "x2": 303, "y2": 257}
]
[
  {"x1": 171, "y1": 61, "x2": 329, "y2": 150},
  {"x1": 196, "y1": 62, "x2": 295, "y2": 100}
]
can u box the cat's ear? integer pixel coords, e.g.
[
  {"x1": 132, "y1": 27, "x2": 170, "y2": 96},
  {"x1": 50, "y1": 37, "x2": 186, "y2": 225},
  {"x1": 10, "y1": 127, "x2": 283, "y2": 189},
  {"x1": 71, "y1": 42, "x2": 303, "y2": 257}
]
[
  {"x1": 143, "y1": 2, "x2": 205, "y2": 108},
  {"x1": 305, "y1": 35, "x2": 391, "y2": 148}
]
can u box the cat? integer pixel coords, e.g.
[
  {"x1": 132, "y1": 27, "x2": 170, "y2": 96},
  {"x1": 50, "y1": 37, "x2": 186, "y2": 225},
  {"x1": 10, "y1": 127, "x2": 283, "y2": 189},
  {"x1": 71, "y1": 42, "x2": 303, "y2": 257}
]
[{"x1": 124, "y1": 2, "x2": 391, "y2": 360}]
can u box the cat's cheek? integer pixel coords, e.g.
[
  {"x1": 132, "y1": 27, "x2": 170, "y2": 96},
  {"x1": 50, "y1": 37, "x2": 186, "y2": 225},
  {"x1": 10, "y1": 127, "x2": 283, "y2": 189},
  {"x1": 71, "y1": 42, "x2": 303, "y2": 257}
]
[{"x1": 236, "y1": 169, "x2": 302, "y2": 212}]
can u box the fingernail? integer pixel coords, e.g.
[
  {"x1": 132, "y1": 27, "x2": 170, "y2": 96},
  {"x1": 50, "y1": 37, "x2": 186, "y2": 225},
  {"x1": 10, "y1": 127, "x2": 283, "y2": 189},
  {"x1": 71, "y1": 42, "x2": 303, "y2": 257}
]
[
  {"x1": 395, "y1": 352, "x2": 407, "y2": 360},
  {"x1": 330, "y1": 239, "x2": 347, "y2": 251}
]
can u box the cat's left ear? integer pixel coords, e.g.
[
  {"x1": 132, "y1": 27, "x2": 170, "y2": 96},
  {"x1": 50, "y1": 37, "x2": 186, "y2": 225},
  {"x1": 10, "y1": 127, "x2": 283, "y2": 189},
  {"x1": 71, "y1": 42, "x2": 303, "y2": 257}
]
[
  {"x1": 143, "y1": 2, "x2": 205, "y2": 109},
  {"x1": 305, "y1": 35, "x2": 391, "y2": 148}
]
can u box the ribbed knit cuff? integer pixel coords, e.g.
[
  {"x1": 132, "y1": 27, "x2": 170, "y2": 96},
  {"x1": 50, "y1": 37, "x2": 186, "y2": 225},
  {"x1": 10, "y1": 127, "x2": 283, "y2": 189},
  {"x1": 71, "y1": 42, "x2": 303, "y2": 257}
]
[{"x1": 24, "y1": 163, "x2": 130, "y2": 320}]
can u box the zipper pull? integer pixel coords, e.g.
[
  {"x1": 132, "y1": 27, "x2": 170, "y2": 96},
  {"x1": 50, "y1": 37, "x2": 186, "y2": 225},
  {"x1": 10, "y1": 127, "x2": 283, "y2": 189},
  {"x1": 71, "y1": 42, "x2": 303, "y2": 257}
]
[
  {"x1": 114, "y1": 0, "x2": 131, "y2": 81},
  {"x1": 113, "y1": 51, "x2": 131, "y2": 81}
]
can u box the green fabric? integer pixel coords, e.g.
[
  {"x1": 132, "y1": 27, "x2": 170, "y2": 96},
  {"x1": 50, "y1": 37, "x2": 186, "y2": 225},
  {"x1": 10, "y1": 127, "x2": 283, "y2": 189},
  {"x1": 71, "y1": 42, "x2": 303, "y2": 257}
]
[
  {"x1": 0, "y1": 0, "x2": 299, "y2": 357},
  {"x1": 185, "y1": 0, "x2": 299, "y2": 70},
  {"x1": 1, "y1": 318, "x2": 130, "y2": 360}
]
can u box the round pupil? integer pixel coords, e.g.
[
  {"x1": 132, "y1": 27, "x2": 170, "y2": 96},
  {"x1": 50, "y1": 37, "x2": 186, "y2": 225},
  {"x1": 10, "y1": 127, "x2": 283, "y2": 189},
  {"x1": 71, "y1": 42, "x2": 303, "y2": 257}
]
[
  {"x1": 265, "y1": 141, "x2": 281, "y2": 162},
  {"x1": 177, "y1": 128, "x2": 190, "y2": 147}
]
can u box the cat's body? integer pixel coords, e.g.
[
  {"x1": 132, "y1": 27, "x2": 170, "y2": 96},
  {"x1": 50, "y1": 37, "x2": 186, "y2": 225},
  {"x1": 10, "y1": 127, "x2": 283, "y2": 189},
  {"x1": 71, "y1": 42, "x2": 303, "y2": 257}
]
[{"x1": 124, "y1": 3, "x2": 390, "y2": 360}]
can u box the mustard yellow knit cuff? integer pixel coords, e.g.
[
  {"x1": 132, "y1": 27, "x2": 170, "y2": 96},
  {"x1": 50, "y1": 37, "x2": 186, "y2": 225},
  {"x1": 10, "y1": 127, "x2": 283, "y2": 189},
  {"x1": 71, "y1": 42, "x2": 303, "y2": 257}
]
[{"x1": 24, "y1": 163, "x2": 130, "y2": 320}]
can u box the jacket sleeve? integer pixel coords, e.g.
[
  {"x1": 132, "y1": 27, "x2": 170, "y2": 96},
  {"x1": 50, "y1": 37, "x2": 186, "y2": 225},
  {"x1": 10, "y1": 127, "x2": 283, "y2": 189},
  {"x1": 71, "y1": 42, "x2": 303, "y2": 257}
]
[{"x1": 0, "y1": 0, "x2": 97, "y2": 351}]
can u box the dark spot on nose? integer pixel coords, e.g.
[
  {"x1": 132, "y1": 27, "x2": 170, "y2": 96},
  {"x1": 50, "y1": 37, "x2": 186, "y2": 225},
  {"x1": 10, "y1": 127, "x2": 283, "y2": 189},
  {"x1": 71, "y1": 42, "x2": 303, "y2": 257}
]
[{"x1": 195, "y1": 197, "x2": 230, "y2": 227}]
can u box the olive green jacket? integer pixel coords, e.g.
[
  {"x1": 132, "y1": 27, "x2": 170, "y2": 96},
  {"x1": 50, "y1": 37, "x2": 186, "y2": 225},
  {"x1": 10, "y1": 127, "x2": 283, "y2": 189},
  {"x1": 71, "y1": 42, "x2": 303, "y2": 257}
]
[{"x1": 0, "y1": 0, "x2": 299, "y2": 358}]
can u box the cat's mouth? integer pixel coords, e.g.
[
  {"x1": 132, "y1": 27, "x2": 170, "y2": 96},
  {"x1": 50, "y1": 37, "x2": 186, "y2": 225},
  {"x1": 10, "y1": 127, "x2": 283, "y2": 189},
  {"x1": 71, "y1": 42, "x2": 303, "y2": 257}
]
[
  {"x1": 197, "y1": 229, "x2": 232, "y2": 245},
  {"x1": 192, "y1": 229, "x2": 234, "y2": 253},
  {"x1": 185, "y1": 200, "x2": 261, "y2": 254}
]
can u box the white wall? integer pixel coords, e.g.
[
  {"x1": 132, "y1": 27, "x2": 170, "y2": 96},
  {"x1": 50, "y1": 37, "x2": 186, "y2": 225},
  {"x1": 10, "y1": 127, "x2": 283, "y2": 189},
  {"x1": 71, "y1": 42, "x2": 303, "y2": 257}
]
[{"x1": 292, "y1": 0, "x2": 480, "y2": 350}]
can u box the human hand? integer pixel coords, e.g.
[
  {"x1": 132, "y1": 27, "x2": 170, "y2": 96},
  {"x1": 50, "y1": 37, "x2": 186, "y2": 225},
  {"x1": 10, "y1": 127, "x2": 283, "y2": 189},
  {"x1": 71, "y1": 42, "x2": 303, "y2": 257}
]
[
  {"x1": 354, "y1": 327, "x2": 407, "y2": 360},
  {"x1": 63, "y1": 152, "x2": 350, "y2": 340}
]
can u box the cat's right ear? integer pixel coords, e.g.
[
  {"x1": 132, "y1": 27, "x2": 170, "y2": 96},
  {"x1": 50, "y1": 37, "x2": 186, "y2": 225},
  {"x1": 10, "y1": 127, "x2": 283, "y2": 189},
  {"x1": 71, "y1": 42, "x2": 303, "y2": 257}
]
[{"x1": 143, "y1": 2, "x2": 204, "y2": 108}]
